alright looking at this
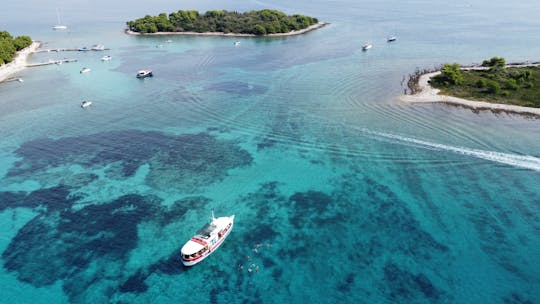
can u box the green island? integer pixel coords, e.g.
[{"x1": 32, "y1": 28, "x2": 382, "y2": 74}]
[
  {"x1": 0, "y1": 31, "x2": 32, "y2": 65},
  {"x1": 126, "y1": 9, "x2": 319, "y2": 35},
  {"x1": 431, "y1": 57, "x2": 540, "y2": 108}
]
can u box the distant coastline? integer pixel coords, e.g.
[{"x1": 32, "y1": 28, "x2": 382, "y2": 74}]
[
  {"x1": 0, "y1": 41, "x2": 40, "y2": 83},
  {"x1": 401, "y1": 63, "x2": 540, "y2": 117},
  {"x1": 125, "y1": 22, "x2": 329, "y2": 38}
]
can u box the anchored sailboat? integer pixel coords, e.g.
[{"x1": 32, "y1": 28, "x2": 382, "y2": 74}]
[{"x1": 52, "y1": 9, "x2": 67, "y2": 30}]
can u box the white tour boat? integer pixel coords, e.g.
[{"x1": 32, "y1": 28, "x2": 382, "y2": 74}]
[
  {"x1": 181, "y1": 211, "x2": 235, "y2": 266},
  {"x1": 362, "y1": 43, "x2": 373, "y2": 51},
  {"x1": 81, "y1": 101, "x2": 92, "y2": 108},
  {"x1": 80, "y1": 67, "x2": 91, "y2": 74},
  {"x1": 136, "y1": 69, "x2": 153, "y2": 78},
  {"x1": 101, "y1": 55, "x2": 112, "y2": 61}
]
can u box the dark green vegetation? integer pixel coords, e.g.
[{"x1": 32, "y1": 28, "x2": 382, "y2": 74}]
[
  {"x1": 126, "y1": 9, "x2": 319, "y2": 35},
  {"x1": 431, "y1": 57, "x2": 540, "y2": 108},
  {"x1": 0, "y1": 31, "x2": 32, "y2": 65}
]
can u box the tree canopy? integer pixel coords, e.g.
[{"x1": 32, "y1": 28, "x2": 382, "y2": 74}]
[
  {"x1": 126, "y1": 9, "x2": 319, "y2": 35},
  {"x1": 0, "y1": 31, "x2": 32, "y2": 65},
  {"x1": 432, "y1": 63, "x2": 464, "y2": 86}
]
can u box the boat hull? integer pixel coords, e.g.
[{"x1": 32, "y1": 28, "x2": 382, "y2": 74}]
[{"x1": 181, "y1": 216, "x2": 234, "y2": 266}]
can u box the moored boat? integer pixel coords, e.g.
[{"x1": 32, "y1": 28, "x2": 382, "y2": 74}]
[
  {"x1": 80, "y1": 67, "x2": 91, "y2": 74},
  {"x1": 136, "y1": 69, "x2": 153, "y2": 78},
  {"x1": 52, "y1": 9, "x2": 67, "y2": 30},
  {"x1": 91, "y1": 44, "x2": 105, "y2": 51},
  {"x1": 101, "y1": 55, "x2": 112, "y2": 61},
  {"x1": 81, "y1": 101, "x2": 92, "y2": 108},
  {"x1": 234, "y1": 41, "x2": 241, "y2": 46},
  {"x1": 181, "y1": 211, "x2": 235, "y2": 266},
  {"x1": 362, "y1": 43, "x2": 373, "y2": 51},
  {"x1": 387, "y1": 35, "x2": 397, "y2": 42}
]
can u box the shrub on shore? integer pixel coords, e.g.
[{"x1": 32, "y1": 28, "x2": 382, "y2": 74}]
[{"x1": 430, "y1": 57, "x2": 540, "y2": 107}]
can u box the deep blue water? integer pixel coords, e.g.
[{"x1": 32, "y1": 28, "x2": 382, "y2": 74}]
[{"x1": 1, "y1": 0, "x2": 540, "y2": 303}]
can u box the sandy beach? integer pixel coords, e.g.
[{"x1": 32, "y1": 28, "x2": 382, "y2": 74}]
[
  {"x1": 0, "y1": 41, "x2": 40, "y2": 83},
  {"x1": 400, "y1": 65, "x2": 540, "y2": 117},
  {"x1": 125, "y1": 22, "x2": 329, "y2": 37}
]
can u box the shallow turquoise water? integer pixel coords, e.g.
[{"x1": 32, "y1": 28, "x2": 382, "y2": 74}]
[{"x1": 1, "y1": 0, "x2": 540, "y2": 303}]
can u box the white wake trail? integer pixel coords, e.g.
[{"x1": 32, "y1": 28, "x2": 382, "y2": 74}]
[{"x1": 363, "y1": 129, "x2": 540, "y2": 172}]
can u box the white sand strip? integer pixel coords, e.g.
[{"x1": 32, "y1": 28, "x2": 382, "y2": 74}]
[{"x1": 0, "y1": 41, "x2": 40, "y2": 83}]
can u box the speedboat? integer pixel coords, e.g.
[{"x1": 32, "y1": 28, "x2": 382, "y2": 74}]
[
  {"x1": 362, "y1": 43, "x2": 373, "y2": 51},
  {"x1": 181, "y1": 211, "x2": 235, "y2": 266},
  {"x1": 234, "y1": 41, "x2": 241, "y2": 46},
  {"x1": 101, "y1": 55, "x2": 112, "y2": 61},
  {"x1": 80, "y1": 67, "x2": 91, "y2": 74},
  {"x1": 136, "y1": 69, "x2": 153, "y2": 78},
  {"x1": 81, "y1": 101, "x2": 92, "y2": 108},
  {"x1": 387, "y1": 36, "x2": 397, "y2": 42},
  {"x1": 91, "y1": 44, "x2": 105, "y2": 51}
]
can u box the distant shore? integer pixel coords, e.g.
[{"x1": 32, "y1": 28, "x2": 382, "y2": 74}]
[
  {"x1": 401, "y1": 64, "x2": 540, "y2": 117},
  {"x1": 125, "y1": 22, "x2": 329, "y2": 37},
  {"x1": 0, "y1": 41, "x2": 40, "y2": 83}
]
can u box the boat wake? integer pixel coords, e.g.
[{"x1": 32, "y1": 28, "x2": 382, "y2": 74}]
[{"x1": 363, "y1": 129, "x2": 540, "y2": 172}]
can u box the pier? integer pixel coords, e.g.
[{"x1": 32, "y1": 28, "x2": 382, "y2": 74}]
[
  {"x1": 0, "y1": 77, "x2": 24, "y2": 84},
  {"x1": 33, "y1": 48, "x2": 110, "y2": 53},
  {"x1": 26, "y1": 58, "x2": 78, "y2": 67}
]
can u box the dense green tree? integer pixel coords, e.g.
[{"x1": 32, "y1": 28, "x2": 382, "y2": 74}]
[
  {"x1": 433, "y1": 63, "x2": 464, "y2": 86},
  {"x1": 0, "y1": 38, "x2": 17, "y2": 64},
  {"x1": 127, "y1": 10, "x2": 319, "y2": 35},
  {"x1": 486, "y1": 81, "x2": 500, "y2": 94},
  {"x1": 482, "y1": 57, "x2": 506, "y2": 68},
  {"x1": 13, "y1": 35, "x2": 32, "y2": 51},
  {"x1": 0, "y1": 31, "x2": 31, "y2": 65}
]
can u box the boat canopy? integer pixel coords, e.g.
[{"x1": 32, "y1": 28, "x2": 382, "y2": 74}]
[
  {"x1": 196, "y1": 223, "x2": 217, "y2": 239},
  {"x1": 181, "y1": 240, "x2": 205, "y2": 255}
]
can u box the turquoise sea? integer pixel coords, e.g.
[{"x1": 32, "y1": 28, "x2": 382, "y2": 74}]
[{"x1": 1, "y1": 0, "x2": 540, "y2": 303}]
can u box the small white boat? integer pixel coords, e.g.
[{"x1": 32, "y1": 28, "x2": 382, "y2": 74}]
[
  {"x1": 234, "y1": 41, "x2": 241, "y2": 46},
  {"x1": 165, "y1": 39, "x2": 173, "y2": 43},
  {"x1": 81, "y1": 101, "x2": 92, "y2": 108},
  {"x1": 387, "y1": 35, "x2": 397, "y2": 42},
  {"x1": 80, "y1": 67, "x2": 91, "y2": 74},
  {"x1": 136, "y1": 69, "x2": 153, "y2": 78},
  {"x1": 181, "y1": 211, "x2": 235, "y2": 266},
  {"x1": 101, "y1": 55, "x2": 112, "y2": 61},
  {"x1": 362, "y1": 43, "x2": 373, "y2": 51},
  {"x1": 91, "y1": 44, "x2": 105, "y2": 51},
  {"x1": 79, "y1": 47, "x2": 89, "y2": 52}
]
